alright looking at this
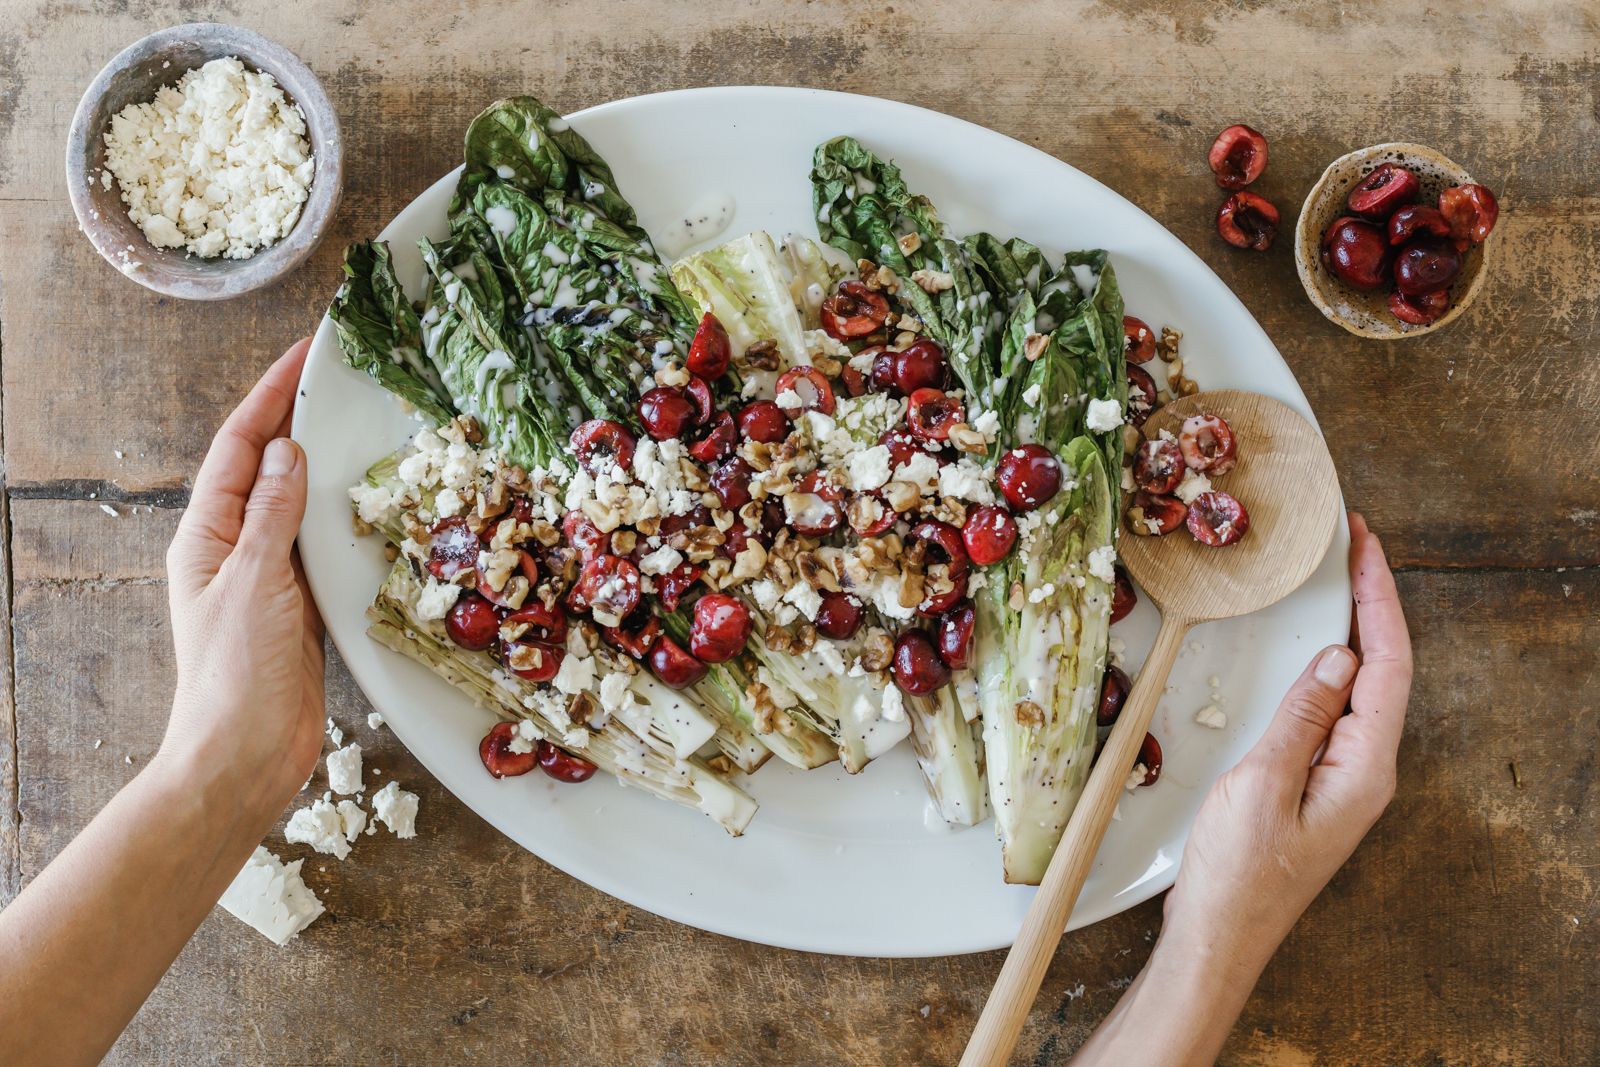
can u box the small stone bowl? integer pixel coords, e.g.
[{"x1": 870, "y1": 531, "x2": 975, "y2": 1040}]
[
  {"x1": 65, "y1": 23, "x2": 343, "y2": 301},
  {"x1": 1293, "y1": 142, "x2": 1490, "y2": 340}
]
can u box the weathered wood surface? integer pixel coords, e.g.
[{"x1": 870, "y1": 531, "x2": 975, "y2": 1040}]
[{"x1": 1, "y1": 1, "x2": 1596, "y2": 1064}]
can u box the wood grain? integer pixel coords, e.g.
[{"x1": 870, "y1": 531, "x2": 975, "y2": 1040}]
[{"x1": 1, "y1": 1, "x2": 1597, "y2": 1063}]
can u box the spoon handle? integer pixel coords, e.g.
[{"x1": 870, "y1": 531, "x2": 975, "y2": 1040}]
[{"x1": 960, "y1": 613, "x2": 1191, "y2": 1067}]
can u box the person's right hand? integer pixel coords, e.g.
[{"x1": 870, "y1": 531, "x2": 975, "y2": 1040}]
[{"x1": 1160, "y1": 510, "x2": 1413, "y2": 976}]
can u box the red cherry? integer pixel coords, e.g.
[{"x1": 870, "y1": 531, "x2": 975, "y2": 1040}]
[
  {"x1": 1320, "y1": 216, "x2": 1392, "y2": 291},
  {"x1": 1393, "y1": 238, "x2": 1462, "y2": 297},
  {"x1": 996, "y1": 444, "x2": 1062, "y2": 511},
  {"x1": 962, "y1": 505, "x2": 1019, "y2": 566},
  {"x1": 1177, "y1": 414, "x2": 1237, "y2": 474},
  {"x1": 689, "y1": 593, "x2": 752, "y2": 663},
  {"x1": 892, "y1": 629, "x2": 950, "y2": 695},
  {"x1": 1207, "y1": 124, "x2": 1268, "y2": 190},
  {"x1": 1126, "y1": 364, "x2": 1157, "y2": 427},
  {"x1": 846, "y1": 491, "x2": 896, "y2": 536},
  {"x1": 646, "y1": 635, "x2": 707, "y2": 689},
  {"x1": 841, "y1": 366, "x2": 868, "y2": 397},
  {"x1": 502, "y1": 639, "x2": 564, "y2": 683},
  {"x1": 814, "y1": 592, "x2": 864, "y2": 640},
  {"x1": 785, "y1": 471, "x2": 845, "y2": 536},
  {"x1": 684, "y1": 375, "x2": 714, "y2": 424},
  {"x1": 820, "y1": 280, "x2": 889, "y2": 340},
  {"x1": 509, "y1": 496, "x2": 536, "y2": 526},
  {"x1": 1438, "y1": 183, "x2": 1499, "y2": 249},
  {"x1": 480, "y1": 722, "x2": 538, "y2": 778},
  {"x1": 879, "y1": 427, "x2": 935, "y2": 469},
  {"x1": 562, "y1": 510, "x2": 608, "y2": 560},
  {"x1": 1133, "y1": 437, "x2": 1185, "y2": 494},
  {"x1": 686, "y1": 312, "x2": 731, "y2": 379},
  {"x1": 1388, "y1": 288, "x2": 1451, "y2": 326},
  {"x1": 1098, "y1": 665, "x2": 1131, "y2": 727},
  {"x1": 710, "y1": 456, "x2": 754, "y2": 510},
  {"x1": 893, "y1": 339, "x2": 947, "y2": 394},
  {"x1": 736, "y1": 400, "x2": 791, "y2": 444},
  {"x1": 426, "y1": 516, "x2": 478, "y2": 580},
  {"x1": 936, "y1": 600, "x2": 976, "y2": 669},
  {"x1": 688, "y1": 410, "x2": 737, "y2": 463},
  {"x1": 652, "y1": 560, "x2": 705, "y2": 613},
  {"x1": 775, "y1": 367, "x2": 836, "y2": 416},
  {"x1": 1186, "y1": 491, "x2": 1250, "y2": 546},
  {"x1": 906, "y1": 387, "x2": 964, "y2": 441},
  {"x1": 445, "y1": 592, "x2": 499, "y2": 651},
  {"x1": 600, "y1": 614, "x2": 660, "y2": 659},
  {"x1": 1110, "y1": 565, "x2": 1137, "y2": 624},
  {"x1": 570, "y1": 419, "x2": 636, "y2": 474},
  {"x1": 1347, "y1": 162, "x2": 1419, "y2": 219},
  {"x1": 1135, "y1": 733, "x2": 1163, "y2": 786},
  {"x1": 537, "y1": 739, "x2": 598, "y2": 783},
  {"x1": 866, "y1": 345, "x2": 898, "y2": 391},
  {"x1": 475, "y1": 549, "x2": 539, "y2": 608},
  {"x1": 1123, "y1": 316, "x2": 1157, "y2": 364},
  {"x1": 910, "y1": 520, "x2": 971, "y2": 616},
  {"x1": 570, "y1": 554, "x2": 641, "y2": 625},
  {"x1": 1387, "y1": 204, "x2": 1450, "y2": 246},
  {"x1": 638, "y1": 387, "x2": 697, "y2": 441},
  {"x1": 1129, "y1": 491, "x2": 1188, "y2": 536},
  {"x1": 1216, "y1": 191, "x2": 1279, "y2": 251},
  {"x1": 503, "y1": 599, "x2": 567, "y2": 644}
]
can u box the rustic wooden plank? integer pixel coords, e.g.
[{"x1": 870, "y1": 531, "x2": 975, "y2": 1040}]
[{"x1": 0, "y1": 369, "x2": 14, "y2": 904}]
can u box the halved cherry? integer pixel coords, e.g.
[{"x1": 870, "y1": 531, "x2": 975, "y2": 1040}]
[
  {"x1": 1177, "y1": 414, "x2": 1237, "y2": 474},
  {"x1": 1438, "y1": 183, "x2": 1498, "y2": 250},
  {"x1": 718, "y1": 522, "x2": 757, "y2": 560},
  {"x1": 426, "y1": 516, "x2": 478, "y2": 580},
  {"x1": 907, "y1": 388, "x2": 964, "y2": 441},
  {"x1": 504, "y1": 599, "x2": 567, "y2": 645},
  {"x1": 821, "y1": 280, "x2": 890, "y2": 340},
  {"x1": 1133, "y1": 438, "x2": 1185, "y2": 494},
  {"x1": 1126, "y1": 364, "x2": 1158, "y2": 427},
  {"x1": 785, "y1": 471, "x2": 845, "y2": 536},
  {"x1": 814, "y1": 592, "x2": 864, "y2": 640},
  {"x1": 480, "y1": 722, "x2": 538, "y2": 779},
  {"x1": 646, "y1": 634, "x2": 708, "y2": 689},
  {"x1": 962, "y1": 504, "x2": 1019, "y2": 566},
  {"x1": 652, "y1": 561, "x2": 705, "y2": 613},
  {"x1": 996, "y1": 443, "x2": 1062, "y2": 512},
  {"x1": 509, "y1": 495, "x2": 536, "y2": 526},
  {"x1": 502, "y1": 639, "x2": 565, "y2": 683},
  {"x1": 688, "y1": 410, "x2": 737, "y2": 463},
  {"x1": 562, "y1": 510, "x2": 608, "y2": 561},
  {"x1": 879, "y1": 426, "x2": 934, "y2": 469},
  {"x1": 1128, "y1": 491, "x2": 1188, "y2": 536},
  {"x1": 570, "y1": 554, "x2": 641, "y2": 625},
  {"x1": 686, "y1": 312, "x2": 731, "y2": 379},
  {"x1": 1208, "y1": 124, "x2": 1268, "y2": 190},
  {"x1": 474, "y1": 548, "x2": 538, "y2": 609},
  {"x1": 847, "y1": 491, "x2": 896, "y2": 536},
  {"x1": 684, "y1": 375, "x2": 714, "y2": 424},
  {"x1": 1110, "y1": 565, "x2": 1137, "y2": 624},
  {"x1": 892, "y1": 629, "x2": 950, "y2": 695},
  {"x1": 736, "y1": 400, "x2": 791, "y2": 444},
  {"x1": 1134, "y1": 733, "x2": 1163, "y2": 786},
  {"x1": 638, "y1": 387, "x2": 697, "y2": 441},
  {"x1": 570, "y1": 419, "x2": 636, "y2": 474},
  {"x1": 710, "y1": 456, "x2": 754, "y2": 510},
  {"x1": 1388, "y1": 288, "x2": 1450, "y2": 326},
  {"x1": 911, "y1": 520, "x2": 971, "y2": 615},
  {"x1": 445, "y1": 591, "x2": 499, "y2": 651},
  {"x1": 1123, "y1": 316, "x2": 1157, "y2": 364},
  {"x1": 867, "y1": 345, "x2": 898, "y2": 391},
  {"x1": 1347, "y1": 162, "x2": 1419, "y2": 219},
  {"x1": 1217, "y1": 191, "x2": 1279, "y2": 251},
  {"x1": 936, "y1": 600, "x2": 976, "y2": 670},
  {"x1": 841, "y1": 366, "x2": 868, "y2": 397},
  {"x1": 1098, "y1": 665, "x2": 1131, "y2": 726},
  {"x1": 601, "y1": 613, "x2": 662, "y2": 660},
  {"x1": 537, "y1": 739, "x2": 598, "y2": 783},
  {"x1": 775, "y1": 366, "x2": 837, "y2": 416},
  {"x1": 1393, "y1": 238, "x2": 1461, "y2": 297},
  {"x1": 1321, "y1": 216, "x2": 1391, "y2": 291},
  {"x1": 1387, "y1": 204, "x2": 1450, "y2": 246},
  {"x1": 893, "y1": 339, "x2": 948, "y2": 395},
  {"x1": 659, "y1": 506, "x2": 712, "y2": 536},
  {"x1": 1186, "y1": 491, "x2": 1250, "y2": 546},
  {"x1": 690, "y1": 593, "x2": 753, "y2": 663}
]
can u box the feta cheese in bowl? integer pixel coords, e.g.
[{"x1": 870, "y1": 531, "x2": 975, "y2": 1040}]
[{"x1": 66, "y1": 23, "x2": 343, "y2": 300}]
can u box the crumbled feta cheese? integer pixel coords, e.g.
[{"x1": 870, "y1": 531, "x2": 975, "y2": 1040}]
[
  {"x1": 370, "y1": 781, "x2": 419, "y2": 839},
  {"x1": 1194, "y1": 705, "x2": 1228, "y2": 729},
  {"x1": 415, "y1": 578, "x2": 462, "y2": 621},
  {"x1": 892, "y1": 451, "x2": 940, "y2": 490},
  {"x1": 1087, "y1": 545, "x2": 1117, "y2": 584},
  {"x1": 638, "y1": 545, "x2": 684, "y2": 576},
  {"x1": 598, "y1": 672, "x2": 635, "y2": 717},
  {"x1": 881, "y1": 684, "x2": 906, "y2": 722},
  {"x1": 367, "y1": 712, "x2": 385, "y2": 731},
  {"x1": 783, "y1": 581, "x2": 823, "y2": 621},
  {"x1": 335, "y1": 799, "x2": 368, "y2": 840},
  {"x1": 749, "y1": 580, "x2": 783, "y2": 613},
  {"x1": 1027, "y1": 582, "x2": 1056, "y2": 604},
  {"x1": 847, "y1": 444, "x2": 893, "y2": 492},
  {"x1": 1125, "y1": 766, "x2": 1148, "y2": 791},
  {"x1": 774, "y1": 388, "x2": 804, "y2": 413},
  {"x1": 326, "y1": 743, "x2": 363, "y2": 796},
  {"x1": 218, "y1": 846, "x2": 324, "y2": 945},
  {"x1": 1174, "y1": 468, "x2": 1213, "y2": 505},
  {"x1": 938, "y1": 458, "x2": 995, "y2": 504},
  {"x1": 325, "y1": 717, "x2": 343, "y2": 747},
  {"x1": 285, "y1": 799, "x2": 353, "y2": 861},
  {"x1": 1022, "y1": 382, "x2": 1042, "y2": 407},
  {"x1": 1086, "y1": 398, "x2": 1124, "y2": 432},
  {"x1": 348, "y1": 483, "x2": 400, "y2": 526},
  {"x1": 971, "y1": 409, "x2": 1000, "y2": 440},
  {"x1": 433, "y1": 487, "x2": 465, "y2": 518},
  {"x1": 552, "y1": 652, "x2": 597, "y2": 696}
]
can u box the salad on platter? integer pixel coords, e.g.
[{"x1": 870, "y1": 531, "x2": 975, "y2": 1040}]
[{"x1": 328, "y1": 95, "x2": 1226, "y2": 885}]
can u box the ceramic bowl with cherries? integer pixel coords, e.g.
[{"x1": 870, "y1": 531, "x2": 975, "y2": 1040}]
[{"x1": 1293, "y1": 143, "x2": 1498, "y2": 339}]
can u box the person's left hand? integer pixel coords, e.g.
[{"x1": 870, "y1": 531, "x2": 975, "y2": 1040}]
[{"x1": 159, "y1": 339, "x2": 326, "y2": 816}]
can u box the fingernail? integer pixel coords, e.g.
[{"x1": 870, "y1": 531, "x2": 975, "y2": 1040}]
[
  {"x1": 1314, "y1": 646, "x2": 1357, "y2": 688},
  {"x1": 261, "y1": 438, "x2": 297, "y2": 477}
]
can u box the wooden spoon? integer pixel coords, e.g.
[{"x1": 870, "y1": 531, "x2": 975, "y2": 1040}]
[{"x1": 960, "y1": 389, "x2": 1341, "y2": 1067}]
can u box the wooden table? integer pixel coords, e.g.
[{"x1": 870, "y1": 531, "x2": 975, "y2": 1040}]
[{"x1": 2, "y1": 2, "x2": 1595, "y2": 1063}]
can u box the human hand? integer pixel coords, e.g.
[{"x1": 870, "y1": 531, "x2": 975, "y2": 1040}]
[
  {"x1": 1160, "y1": 511, "x2": 1413, "y2": 977},
  {"x1": 158, "y1": 339, "x2": 326, "y2": 817}
]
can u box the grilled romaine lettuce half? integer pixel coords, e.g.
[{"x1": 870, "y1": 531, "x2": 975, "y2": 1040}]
[{"x1": 329, "y1": 241, "x2": 456, "y2": 425}]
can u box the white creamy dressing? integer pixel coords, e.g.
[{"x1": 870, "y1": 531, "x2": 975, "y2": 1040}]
[
  {"x1": 653, "y1": 192, "x2": 736, "y2": 259},
  {"x1": 495, "y1": 164, "x2": 516, "y2": 179},
  {"x1": 473, "y1": 349, "x2": 514, "y2": 397},
  {"x1": 484, "y1": 204, "x2": 518, "y2": 237}
]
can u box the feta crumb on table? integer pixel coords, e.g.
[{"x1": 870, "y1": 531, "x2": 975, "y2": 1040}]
[
  {"x1": 371, "y1": 781, "x2": 420, "y2": 839},
  {"x1": 285, "y1": 799, "x2": 353, "y2": 861},
  {"x1": 326, "y1": 743, "x2": 363, "y2": 795},
  {"x1": 1194, "y1": 705, "x2": 1228, "y2": 729},
  {"x1": 218, "y1": 847, "x2": 324, "y2": 945}
]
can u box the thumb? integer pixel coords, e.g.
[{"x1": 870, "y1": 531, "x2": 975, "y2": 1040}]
[
  {"x1": 1250, "y1": 645, "x2": 1359, "y2": 783},
  {"x1": 238, "y1": 438, "x2": 307, "y2": 562}
]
